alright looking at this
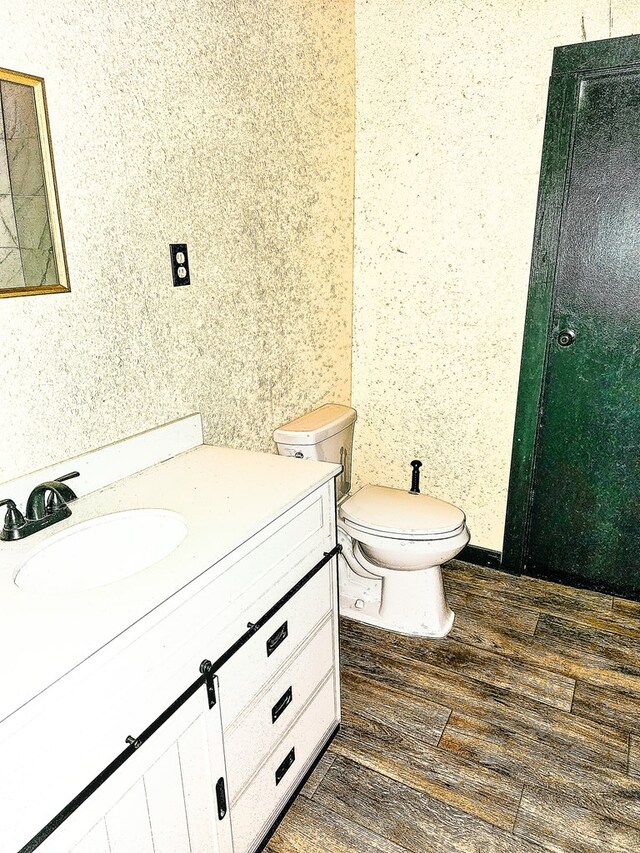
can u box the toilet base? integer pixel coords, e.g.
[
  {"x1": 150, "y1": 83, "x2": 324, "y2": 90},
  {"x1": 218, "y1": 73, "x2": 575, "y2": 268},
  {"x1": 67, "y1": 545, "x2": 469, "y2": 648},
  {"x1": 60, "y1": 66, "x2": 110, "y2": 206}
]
[
  {"x1": 338, "y1": 540, "x2": 455, "y2": 638},
  {"x1": 339, "y1": 598, "x2": 455, "y2": 639},
  {"x1": 378, "y1": 555, "x2": 455, "y2": 637}
]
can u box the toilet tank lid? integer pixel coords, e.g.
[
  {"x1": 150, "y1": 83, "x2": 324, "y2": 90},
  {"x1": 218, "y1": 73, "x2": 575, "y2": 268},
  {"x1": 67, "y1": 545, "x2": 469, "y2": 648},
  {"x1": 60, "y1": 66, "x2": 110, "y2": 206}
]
[
  {"x1": 273, "y1": 404, "x2": 357, "y2": 445},
  {"x1": 341, "y1": 485, "x2": 466, "y2": 536}
]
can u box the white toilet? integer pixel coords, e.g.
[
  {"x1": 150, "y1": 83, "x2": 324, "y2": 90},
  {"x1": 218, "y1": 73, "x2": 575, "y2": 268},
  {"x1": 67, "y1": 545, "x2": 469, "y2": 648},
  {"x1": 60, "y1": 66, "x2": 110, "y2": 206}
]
[{"x1": 274, "y1": 404, "x2": 470, "y2": 638}]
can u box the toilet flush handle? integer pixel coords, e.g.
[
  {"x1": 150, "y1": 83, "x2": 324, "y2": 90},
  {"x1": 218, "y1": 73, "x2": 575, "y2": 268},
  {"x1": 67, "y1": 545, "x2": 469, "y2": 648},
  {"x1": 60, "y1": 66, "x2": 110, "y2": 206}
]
[{"x1": 409, "y1": 460, "x2": 422, "y2": 494}]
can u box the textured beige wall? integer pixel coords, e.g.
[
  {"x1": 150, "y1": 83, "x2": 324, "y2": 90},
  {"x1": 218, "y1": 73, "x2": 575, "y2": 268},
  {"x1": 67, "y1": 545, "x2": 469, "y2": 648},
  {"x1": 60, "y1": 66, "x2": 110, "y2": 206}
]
[
  {"x1": 352, "y1": 0, "x2": 640, "y2": 551},
  {"x1": 0, "y1": 0, "x2": 354, "y2": 483}
]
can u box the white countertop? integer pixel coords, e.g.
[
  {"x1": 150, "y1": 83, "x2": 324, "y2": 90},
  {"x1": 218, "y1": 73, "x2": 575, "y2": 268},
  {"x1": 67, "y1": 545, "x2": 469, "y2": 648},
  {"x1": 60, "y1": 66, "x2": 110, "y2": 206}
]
[{"x1": 0, "y1": 445, "x2": 339, "y2": 724}]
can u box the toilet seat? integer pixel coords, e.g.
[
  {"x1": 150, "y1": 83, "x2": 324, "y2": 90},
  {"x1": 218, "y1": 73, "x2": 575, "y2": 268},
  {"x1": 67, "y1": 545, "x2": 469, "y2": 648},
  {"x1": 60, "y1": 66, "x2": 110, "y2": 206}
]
[
  {"x1": 340, "y1": 485, "x2": 466, "y2": 542},
  {"x1": 343, "y1": 516, "x2": 465, "y2": 542}
]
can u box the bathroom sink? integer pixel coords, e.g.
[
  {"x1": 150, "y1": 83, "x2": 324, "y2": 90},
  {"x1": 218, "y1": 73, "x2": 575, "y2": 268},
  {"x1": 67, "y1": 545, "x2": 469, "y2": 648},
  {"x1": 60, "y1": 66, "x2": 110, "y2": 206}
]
[{"x1": 14, "y1": 509, "x2": 188, "y2": 593}]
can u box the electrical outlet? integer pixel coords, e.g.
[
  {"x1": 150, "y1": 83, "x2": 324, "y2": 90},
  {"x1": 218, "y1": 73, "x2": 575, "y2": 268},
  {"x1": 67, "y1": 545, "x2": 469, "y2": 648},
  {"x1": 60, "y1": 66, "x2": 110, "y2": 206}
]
[{"x1": 170, "y1": 243, "x2": 190, "y2": 287}]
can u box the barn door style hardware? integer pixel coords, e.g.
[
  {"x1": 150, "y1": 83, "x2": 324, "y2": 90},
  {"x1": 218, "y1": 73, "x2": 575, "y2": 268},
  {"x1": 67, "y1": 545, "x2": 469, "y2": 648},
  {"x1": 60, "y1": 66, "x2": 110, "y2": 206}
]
[{"x1": 19, "y1": 544, "x2": 341, "y2": 851}]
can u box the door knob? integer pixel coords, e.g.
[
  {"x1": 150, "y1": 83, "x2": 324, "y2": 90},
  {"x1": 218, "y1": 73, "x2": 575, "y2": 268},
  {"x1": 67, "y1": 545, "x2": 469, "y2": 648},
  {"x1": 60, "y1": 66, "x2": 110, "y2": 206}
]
[{"x1": 557, "y1": 328, "x2": 577, "y2": 347}]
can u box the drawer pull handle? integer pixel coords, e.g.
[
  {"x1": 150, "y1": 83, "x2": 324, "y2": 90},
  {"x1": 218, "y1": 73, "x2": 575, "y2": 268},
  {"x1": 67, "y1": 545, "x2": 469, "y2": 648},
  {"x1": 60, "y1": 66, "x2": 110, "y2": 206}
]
[
  {"x1": 272, "y1": 686, "x2": 293, "y2": 723},
  {"x1": 266, "y1": 621, "x2": 288, "y2": 657},
  {"x1": 275, "y1": 747, "x2": 296, "y2": 785},
  {"x1": 215, "y1": 776, "x2": 227, "y2": 820}
]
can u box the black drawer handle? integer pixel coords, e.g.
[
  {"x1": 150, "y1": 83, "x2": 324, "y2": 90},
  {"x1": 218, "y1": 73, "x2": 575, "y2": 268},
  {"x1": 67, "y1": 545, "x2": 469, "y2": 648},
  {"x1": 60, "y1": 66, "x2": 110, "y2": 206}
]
[
  {"x1": 271, "y1": 686, "x2": 293, "y2": 724},
  {"x1": 215, "y1": 776, "x2": 227, "y2": 820},
  {"x1": 266, "y1": 621, "x2": 288, "y2": 657},
  {"x1": 275, "y1": 747, "x2": 296, "y2": 786}
]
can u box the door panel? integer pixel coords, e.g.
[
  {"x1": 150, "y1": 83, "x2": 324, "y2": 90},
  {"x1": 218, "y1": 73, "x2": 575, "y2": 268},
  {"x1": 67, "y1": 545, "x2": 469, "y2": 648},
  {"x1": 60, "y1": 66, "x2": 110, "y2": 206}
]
[
  {"x1": 505, "y1": 38, "x2": 640, "y2": 598},
  {"x1": 38, "y1": 683, "x2": 233, "y2": 853},
  {"x1": 142, "y1": 743, "x2": 192, "y2": 853},
  {"x1": 70, "y1": 821, "x2": 110, "y2": 853},
  {"x1": 105, "y1": 780, "x2": 155, "y2": 853}
]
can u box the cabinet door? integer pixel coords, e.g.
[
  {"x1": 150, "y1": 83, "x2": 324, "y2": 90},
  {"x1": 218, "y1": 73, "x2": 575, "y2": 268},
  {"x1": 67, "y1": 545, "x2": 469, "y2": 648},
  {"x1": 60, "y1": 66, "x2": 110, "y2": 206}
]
[{"x1": 35, "y1": 679, "x2": 233, "y2": 853}]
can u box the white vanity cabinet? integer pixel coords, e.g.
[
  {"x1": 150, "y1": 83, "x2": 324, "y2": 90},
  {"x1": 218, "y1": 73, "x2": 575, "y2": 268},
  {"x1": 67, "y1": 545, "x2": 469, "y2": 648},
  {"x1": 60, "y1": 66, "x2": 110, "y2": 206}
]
[{"x1": 0, "y1": 440, "x2": 341, "y2": 853}]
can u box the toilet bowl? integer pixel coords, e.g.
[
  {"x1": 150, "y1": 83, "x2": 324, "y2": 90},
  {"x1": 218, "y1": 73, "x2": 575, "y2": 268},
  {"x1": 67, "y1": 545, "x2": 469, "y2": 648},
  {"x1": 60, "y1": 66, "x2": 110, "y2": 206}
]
[
  {"x1": 338, "y1": 484, "x2": 469, "y2": 637},
  {"x1": 273, "y1": 404, "x2": 470, "y2": 638}
]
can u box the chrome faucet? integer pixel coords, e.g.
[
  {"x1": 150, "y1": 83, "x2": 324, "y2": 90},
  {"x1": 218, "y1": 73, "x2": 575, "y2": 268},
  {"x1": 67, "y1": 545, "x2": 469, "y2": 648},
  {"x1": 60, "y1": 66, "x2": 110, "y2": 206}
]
[{"x1": 0, "y1": 471, "x2": 80, "y2": 541}]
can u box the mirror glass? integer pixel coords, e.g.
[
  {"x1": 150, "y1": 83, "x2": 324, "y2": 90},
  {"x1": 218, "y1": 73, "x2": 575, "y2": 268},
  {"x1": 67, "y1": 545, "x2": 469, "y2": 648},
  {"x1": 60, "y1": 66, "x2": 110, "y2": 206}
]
[{"x1": 0, "y1": 68, "x2": 69, "y2": 297}]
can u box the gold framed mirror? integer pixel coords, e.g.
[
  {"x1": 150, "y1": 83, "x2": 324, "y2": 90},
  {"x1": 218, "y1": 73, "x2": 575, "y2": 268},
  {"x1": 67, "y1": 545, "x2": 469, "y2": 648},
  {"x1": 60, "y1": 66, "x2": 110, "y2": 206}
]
[{"x1": 0, "y1": 67, "x2": 69, "y2": 298}]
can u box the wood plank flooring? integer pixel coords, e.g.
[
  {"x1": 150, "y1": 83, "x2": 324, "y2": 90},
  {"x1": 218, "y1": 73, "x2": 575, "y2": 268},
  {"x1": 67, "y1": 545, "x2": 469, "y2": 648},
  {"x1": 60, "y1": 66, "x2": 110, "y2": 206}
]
[{"x1": 267, "y1": 562, "x2": 640, "y2": 853}]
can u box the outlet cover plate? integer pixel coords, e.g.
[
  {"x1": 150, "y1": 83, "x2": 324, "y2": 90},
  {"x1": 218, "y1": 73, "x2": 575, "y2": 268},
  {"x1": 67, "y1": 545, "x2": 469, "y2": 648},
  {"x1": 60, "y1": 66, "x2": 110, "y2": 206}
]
[{"x1": 170, "y1": 243, "x2": 190, "y2": 287}]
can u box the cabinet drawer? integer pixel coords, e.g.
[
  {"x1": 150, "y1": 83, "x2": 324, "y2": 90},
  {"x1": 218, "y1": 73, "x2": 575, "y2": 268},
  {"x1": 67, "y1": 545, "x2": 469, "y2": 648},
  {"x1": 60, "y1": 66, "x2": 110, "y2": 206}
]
[
  {"x1": 225, "y1": 616, "x2": 334, "y2": 801},
  {"x1": 230, "y1": 674, "x2": 337, "y2": 853},
  {"x1": 219, "y1": 563, "x2": 333, "y2": 727}
]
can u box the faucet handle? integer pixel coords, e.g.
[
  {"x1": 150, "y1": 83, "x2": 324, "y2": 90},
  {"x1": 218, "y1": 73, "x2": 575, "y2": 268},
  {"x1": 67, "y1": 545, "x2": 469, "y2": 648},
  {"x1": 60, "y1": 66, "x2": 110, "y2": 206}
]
[
  {"x1": 56, "y1": 471, "x2": 80, "y2": 485},
  {"x1": 0, "y1": 498, "x2": 26, "y2": 540},
  {"x1": 46, "y1": 472, "x2": 80, "y2": 514}
]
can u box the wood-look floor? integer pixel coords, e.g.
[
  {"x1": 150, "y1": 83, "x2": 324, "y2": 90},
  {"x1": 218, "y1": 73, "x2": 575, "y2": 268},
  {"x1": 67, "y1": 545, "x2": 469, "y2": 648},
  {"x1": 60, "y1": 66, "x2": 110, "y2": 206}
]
[{"x1": 266, "y1": 561, "x2": 640, "y2": 853}]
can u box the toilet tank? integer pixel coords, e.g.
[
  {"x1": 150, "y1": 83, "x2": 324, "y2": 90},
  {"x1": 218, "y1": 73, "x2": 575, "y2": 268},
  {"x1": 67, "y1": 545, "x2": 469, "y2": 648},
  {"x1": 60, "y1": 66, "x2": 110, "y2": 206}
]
[{"x1": 273, "y1": 404, "x2": 356, "y2": 502}]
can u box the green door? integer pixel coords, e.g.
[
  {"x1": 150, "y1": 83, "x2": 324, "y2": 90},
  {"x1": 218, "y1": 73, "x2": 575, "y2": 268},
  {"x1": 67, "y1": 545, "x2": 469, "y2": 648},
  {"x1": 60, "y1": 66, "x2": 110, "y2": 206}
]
[{"x1": 504, "y1": 37, "x2": 640, "y2": 598}]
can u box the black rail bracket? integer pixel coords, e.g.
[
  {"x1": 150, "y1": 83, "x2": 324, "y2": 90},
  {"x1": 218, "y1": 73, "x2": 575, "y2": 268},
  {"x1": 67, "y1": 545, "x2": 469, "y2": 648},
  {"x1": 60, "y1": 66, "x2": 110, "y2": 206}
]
[{"x1": 200, "y1": 659, "x2": 216, "y2": 708}]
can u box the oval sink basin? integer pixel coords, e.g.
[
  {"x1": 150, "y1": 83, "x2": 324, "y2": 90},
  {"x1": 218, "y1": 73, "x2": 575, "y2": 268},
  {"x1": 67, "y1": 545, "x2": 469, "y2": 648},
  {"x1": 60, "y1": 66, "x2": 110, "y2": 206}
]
[{"x1": 14, "y1": 509, "x2": 188, "y2": 593}]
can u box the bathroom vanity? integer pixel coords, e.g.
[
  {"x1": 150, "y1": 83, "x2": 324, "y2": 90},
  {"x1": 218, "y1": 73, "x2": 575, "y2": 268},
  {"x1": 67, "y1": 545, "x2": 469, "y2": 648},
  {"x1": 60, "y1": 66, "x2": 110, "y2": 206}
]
[{"x1": 0, "y1": 416, "x2": 341, "y2": 853}]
